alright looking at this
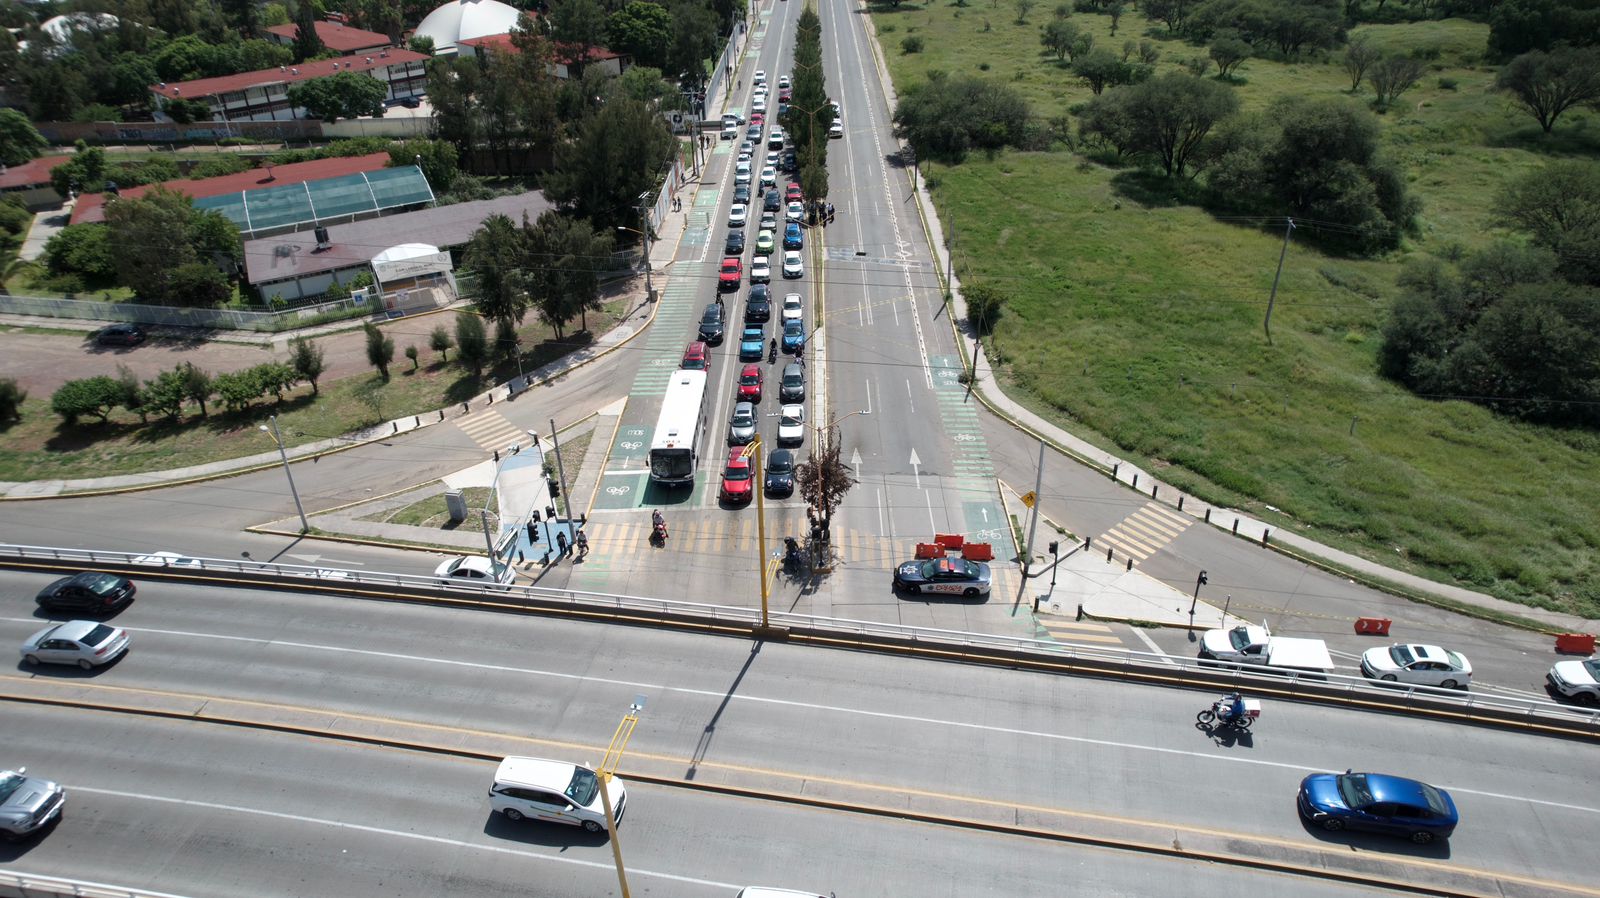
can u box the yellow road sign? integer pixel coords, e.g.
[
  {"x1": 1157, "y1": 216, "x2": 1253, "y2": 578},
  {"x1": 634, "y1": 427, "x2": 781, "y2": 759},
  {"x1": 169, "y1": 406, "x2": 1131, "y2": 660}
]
[{"x1": 1021, "y1": 491, "x2": 1037, "y2": 508}]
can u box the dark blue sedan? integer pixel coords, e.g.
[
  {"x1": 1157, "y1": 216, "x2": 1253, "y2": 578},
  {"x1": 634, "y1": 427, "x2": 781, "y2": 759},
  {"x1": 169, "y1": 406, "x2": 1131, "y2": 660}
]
[
  {"x1": 782, "y1": 319, "x2": 805, "y2": 353},
  {"x1": 1297, "y1": 772, "x2": 1458, "y2": 844}
]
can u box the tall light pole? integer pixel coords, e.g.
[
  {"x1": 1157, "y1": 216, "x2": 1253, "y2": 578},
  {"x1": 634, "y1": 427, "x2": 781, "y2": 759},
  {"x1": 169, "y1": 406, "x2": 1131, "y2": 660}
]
[
  {"x1": 259, "y1": 415, "x2": 308, "y2": 533},
  {"x1": 742, "y1": 436, "x2": 777, "y2": 632},
  {"x1": 598, "y1": 695, "x2": 646, "y2": 898},
  {"x1": 616, "y1": 222, "x2": 653, "y2": 303}
]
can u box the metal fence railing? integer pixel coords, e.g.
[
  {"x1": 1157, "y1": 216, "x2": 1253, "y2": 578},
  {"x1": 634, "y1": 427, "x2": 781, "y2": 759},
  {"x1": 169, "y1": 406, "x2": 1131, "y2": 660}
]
[
  {"x1": 0, "y1": 293, "x2": 373, "y2": 332},
  {"x1": 3, "y1": 543, "x2": 1595, "y2": 734},
  {"x1": 0, "y1": 868, "x2": 197, "y2": 898}
]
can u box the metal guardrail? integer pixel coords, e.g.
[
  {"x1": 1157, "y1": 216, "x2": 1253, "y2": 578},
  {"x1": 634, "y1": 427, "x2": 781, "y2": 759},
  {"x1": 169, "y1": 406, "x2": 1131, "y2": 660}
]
[
  {"x1": 0, "y1": 868, "x2": 197, "y2": 898},
  {"x1": 2, "y1": 543, "x2": 1596, "y2": 734}
]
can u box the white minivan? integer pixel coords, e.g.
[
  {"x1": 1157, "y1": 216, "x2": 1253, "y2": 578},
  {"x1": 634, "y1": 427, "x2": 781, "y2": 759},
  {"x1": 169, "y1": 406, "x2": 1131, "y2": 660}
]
[{"x1": 488, "y1": 757, "x2": 625, "y2": 834}]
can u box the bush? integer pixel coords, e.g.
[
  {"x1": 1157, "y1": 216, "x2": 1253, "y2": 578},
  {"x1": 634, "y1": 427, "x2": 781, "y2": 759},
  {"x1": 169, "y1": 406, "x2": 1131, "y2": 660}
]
[
  {"x1": 212, "y1": 368, "x2": 266, "y2": 412},
  {"x1": 189, "y1": 156, "x2": 252, "y2": 179},
  {"x1": 43, "y1": 223, "x2": 117, "y2": 282},
  {"x1": 165, "y1": 262, "x2": 233, "y2": 307},
  {"x1": 1437, "y1": 76, "x2": 1459, "y2": 90},
  {"x1": 0, "y1": 378, "x2": 25, "y2": 423},
  {"x1": 902, "y1": 35, "x2": 925, "y2": 53},
  {"x1": 455, "y1": 313, "x2": 489, "y2": 373},
  {"x1": 51, "y1": 376, "x2": 124, "y2": 425}
]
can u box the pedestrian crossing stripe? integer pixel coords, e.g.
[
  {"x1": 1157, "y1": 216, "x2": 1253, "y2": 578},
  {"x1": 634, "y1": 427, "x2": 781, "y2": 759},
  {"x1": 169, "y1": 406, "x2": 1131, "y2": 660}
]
[
  {"x1": 1095, "y1": 502, "x2": 1193, "y2": 564},
  {"x1": 457, "y1": 409, "x2": 525, "y2": 453}
]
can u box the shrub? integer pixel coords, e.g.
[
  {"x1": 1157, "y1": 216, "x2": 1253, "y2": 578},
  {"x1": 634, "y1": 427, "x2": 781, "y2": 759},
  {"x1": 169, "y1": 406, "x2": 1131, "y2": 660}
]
[
  {"x1": 212, "y1": 368, "x2": 267, "y2": 412},
  {"x1": 51, "y1": 376, "x2": 123, "y2": 425},
  {"x1": 1438, "y1": 76, "x2": 1459, "y2": 90},
  {"x1": 429, "y1": 324, "x2": 454, "y2": 362},
  {"x1": 455, "y1": 314, "x2": 489, "y2": 373},
  {"x1": 903, "y1": 35, "x2": 925, "y2": 53},
  {"x1": 0, "y1": 378, "x2": 25, "y2": 423},
  {"x1": 166, "y1": 262, "x2": 232, "y2": 308}
]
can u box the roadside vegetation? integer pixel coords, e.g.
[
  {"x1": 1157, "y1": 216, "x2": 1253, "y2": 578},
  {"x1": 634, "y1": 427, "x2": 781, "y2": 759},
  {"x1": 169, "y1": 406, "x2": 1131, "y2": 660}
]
[{"x1": 872, "y1": 1, "x2": 1600, "y2": 616}]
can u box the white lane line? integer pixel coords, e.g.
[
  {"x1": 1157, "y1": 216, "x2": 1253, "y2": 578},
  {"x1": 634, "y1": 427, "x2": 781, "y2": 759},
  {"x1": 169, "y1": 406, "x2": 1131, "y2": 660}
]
[
  {"x1": 1128, "y1": 626, "x2": 1176, "y2": 666},
  {"x1": 13, "y1": 619, "x2": 1595, "y2": 817},
  {"x1": 70, "y1": 786, "x2": 739, "y2": 890}
]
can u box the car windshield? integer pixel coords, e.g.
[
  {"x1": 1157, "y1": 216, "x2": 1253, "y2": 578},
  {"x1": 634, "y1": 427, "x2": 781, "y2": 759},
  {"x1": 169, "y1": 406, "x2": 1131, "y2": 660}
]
[
  {"x1": 782, "y1": 413, "x2": 801, "y2": 427},
  {"x1": 1336, "y1": 773, "x2": 1374, "y2": 809},
  {"x1": 81, "y1": 624, "x2": 116, "y2": 647},
  {"x1": 77, "y1": 573, "x2": 121, "y2": 595},
  {"x1": 1228, "y1": 628, "x2": 1251, "y2": 651},
  {"x1": 769, "y1": 456, "x2": 793, "y2": 473},
  {"x1": 564, "y1": 767, "x2": 599, "y2": 807},
  {"x1": 1389, "y1": 645, "x2": 1417, "y2": 665},
  {"x1": 733, "y1": 410, "x2": 754, "y2": 426},
  {"x1": 725, "y1": 465, "x2": 750, "y2": 480},
  {"x1": 0, "y1": 772, "x2": 24, "y2": 802},
  {"x1": 1445, "y1": 650, "x2": 1467, "y2": 669},
  {"x1": 650, "y1": 448, "x2": 692, "y2": 480},
  {"x1": 1584, "y1": 660, "x2": 1600, "y2": 678}
]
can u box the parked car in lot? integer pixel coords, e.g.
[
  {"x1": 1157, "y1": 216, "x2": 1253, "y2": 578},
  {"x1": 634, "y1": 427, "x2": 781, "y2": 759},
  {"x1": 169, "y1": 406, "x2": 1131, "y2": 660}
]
[
  {"x1": 1296, "y1": 771, "x2": 1458, "y2": 844},
  {"x1": 764, "y1": 448, "x2": 796, "y2": 497},
  {"x1": 1547, "y1": 658, "x2": 1600, "y2": 705},
  {"x1": 96, "y1": 323, "x2": 145, "y2": 346},
  {"x1": 21, "y1": 620, "x2": 130, "y2": 669},
  {"x1": 720, "y1": 448, "x2": 754, "y2": 504},
  {"x1": 35, "y1": 572, "x2": 135, "y2": 614},
  {"x1": 728, "y1": 400, "x2": 758, "y2": 445},
  {"x1": 0, "y1": 768, "x2": 64, "y2": 841},
  {"x1": 892, "y1": 557, "x2": 992, "y2": 597},
  {"x1": 1360, "y1": 643, "x2": 1472, "y2": 689}
]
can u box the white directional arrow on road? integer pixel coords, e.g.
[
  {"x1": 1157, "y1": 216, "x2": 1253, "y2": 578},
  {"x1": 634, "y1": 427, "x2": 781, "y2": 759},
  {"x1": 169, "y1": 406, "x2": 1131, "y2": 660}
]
[
  {"x1": 909, "y1": 448, "x2": 921, "y2": 489},
  {"x1": 851, "y1": 447, "x2": 863, "y2": 481}
]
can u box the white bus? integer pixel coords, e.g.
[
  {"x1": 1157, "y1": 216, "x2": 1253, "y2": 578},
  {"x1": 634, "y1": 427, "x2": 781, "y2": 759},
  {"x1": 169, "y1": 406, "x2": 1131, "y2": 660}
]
[{"x1": 649, "y1": 369, "x2": 708, "y2": 486}]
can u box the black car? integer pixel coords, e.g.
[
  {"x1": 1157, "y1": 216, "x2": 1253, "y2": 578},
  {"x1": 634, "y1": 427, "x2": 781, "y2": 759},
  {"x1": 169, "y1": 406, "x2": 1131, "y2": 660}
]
[
  {"x1": 781, "y1": 150, "x2": 797, "y2": 173},
  {"x1": 96, "y1": 324, "x2": 145, "y2": 347},
  {"x1": 763, "y1": 190, "x2": 781, "y2": 212},
  {"x1": 36, "y1": 572, "x2": 136, "y2": 614},
  {"x1": 745, "y1": 284, "x2": 771, "y2": 322},
  {"x1": 697, "y1": 303, "x2": 726, "y2": 344},
  {"x1": 724, "y1": 229, "x2": 746, "y2": 255},
  {"x1": 765, "y1": 449, "x2": 796, "y2": 497},
  {"x1": 734, "y1": 185, "x2": 751, "y2": 205}
]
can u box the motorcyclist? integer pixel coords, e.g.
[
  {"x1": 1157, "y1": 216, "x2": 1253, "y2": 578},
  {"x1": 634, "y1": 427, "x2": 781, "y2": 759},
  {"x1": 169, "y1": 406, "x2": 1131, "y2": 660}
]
[
  {"x1": 768, "y1": 338, "x2": 778, "y2": 363},
  {"x1": 651, "y1": 509, "x2": 666, "y2": 541},
  {"x1": 1224, "y1": 692, "x2": 1246, "y2": 723}
]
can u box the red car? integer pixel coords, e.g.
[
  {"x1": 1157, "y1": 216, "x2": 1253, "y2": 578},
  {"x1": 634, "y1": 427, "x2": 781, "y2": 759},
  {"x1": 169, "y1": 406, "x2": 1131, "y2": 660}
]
[
  {"x1": 681, "y1": 341, "x2": 710, "y2": 373},
  {"x1": 720, "y1": 447, "x2": 753, "y2": 504},
  {"x1": 785, "y1": 183, "x2": 802, "y2": 202},
  {"x1": 718, "y1": 257, "x2": 743, "y2": 292},
  {"x1": 751, "y1": 112, "x2": 765, "y2": 126},
  {"x1": 779, "y1": 88, "x2": 792, "y2": 102},
  {"x1": 737, "y1": 363, "x2": 763, "y2": 402}
]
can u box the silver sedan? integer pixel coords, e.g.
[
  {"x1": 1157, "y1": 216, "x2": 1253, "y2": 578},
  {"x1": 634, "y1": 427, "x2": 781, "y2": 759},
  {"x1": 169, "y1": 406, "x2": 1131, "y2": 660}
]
[{"x1": 21, "y1": 620, "x2": 130, "y2": 669}]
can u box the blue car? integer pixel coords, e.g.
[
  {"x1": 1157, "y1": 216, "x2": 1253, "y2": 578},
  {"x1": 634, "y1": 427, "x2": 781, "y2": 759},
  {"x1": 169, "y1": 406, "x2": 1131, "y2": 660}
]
[
  {"x1": 739, "y1": 325, "x2": 766, "y2": 361},
  {"x1": 1297, "y1": 772, "x2": 1458, "y2": 844},
  {"x1": 783, "y1": 222, "x2": 803, "y2": 250},
  {"x1": 782, "y1": 319, "x2": 805, "y2": 353}
]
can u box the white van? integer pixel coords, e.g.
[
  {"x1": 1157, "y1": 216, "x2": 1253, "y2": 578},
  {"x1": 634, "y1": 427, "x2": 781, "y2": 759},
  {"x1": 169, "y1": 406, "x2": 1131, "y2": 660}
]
[{"x1": 488, "y1": 757, "x2": 624, "y2": 833}]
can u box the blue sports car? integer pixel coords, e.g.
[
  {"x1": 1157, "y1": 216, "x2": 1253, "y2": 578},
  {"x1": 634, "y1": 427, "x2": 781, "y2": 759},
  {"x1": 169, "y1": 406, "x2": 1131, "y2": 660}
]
[
  {"x1": 1297, "y1": 772, "x2": 1458, "y2": 844},
  {"x1": 739, "y1": 325, "x2": 766, "y2": 361}
]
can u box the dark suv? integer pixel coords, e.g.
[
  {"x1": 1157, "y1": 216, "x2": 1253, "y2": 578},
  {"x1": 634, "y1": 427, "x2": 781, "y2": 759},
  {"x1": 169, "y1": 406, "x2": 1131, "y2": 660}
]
[
  {"x1": 724, "y1": 229, "x2": 746, "y2": 256},
  {"x1": 698, "y1": 303, "x2": 726, "y2": 344},
  {"x1": 745, "y1": 285, "x2": 771, "y2": 322},
  {"x1": 779, "y1": 362, "x2": 805, "y2": 402},
  {"x1": 763, "y1": 190, "x2": 781, "y2": 212},
  {"x1": 35, "y1": 572, "x2": 136, "y2": 614}
]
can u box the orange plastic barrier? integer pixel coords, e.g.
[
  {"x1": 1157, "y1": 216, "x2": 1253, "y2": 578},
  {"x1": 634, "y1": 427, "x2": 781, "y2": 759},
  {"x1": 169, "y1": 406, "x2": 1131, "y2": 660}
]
[
  {"x1": 915, "y1": 543, "x2": 945, "y2": 559},
  {"x1": 1354, "y1": 617, "x2": 1392, "y2": 636},
  {"x1": 1555, "y1": 633, "x2": 1596, "y2": 655},
  {"x1": 935, "y1": 533, "x2": 964, "y2": 551},
  {"x1": 961, "y1": 542, "x2": 994, "y2": 562}
]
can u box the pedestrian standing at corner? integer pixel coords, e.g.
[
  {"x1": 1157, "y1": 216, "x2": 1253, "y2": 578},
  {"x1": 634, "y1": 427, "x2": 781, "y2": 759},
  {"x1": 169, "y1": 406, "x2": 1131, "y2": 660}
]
[{"x1": 556, "y1": 531, "x2": 569, "y2": 558}]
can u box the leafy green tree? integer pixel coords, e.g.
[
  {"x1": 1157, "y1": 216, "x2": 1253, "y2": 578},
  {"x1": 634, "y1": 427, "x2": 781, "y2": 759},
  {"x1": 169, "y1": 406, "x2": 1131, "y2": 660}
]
[
  {"x1": 1367, "y1": 54, "x2": 1426, "y2": 110},
  {"x1": 1209, "y1": 32, "x2": 1251, "y2": 78},
  {"x1": 463, "y1": 213, "x2": 529, "y2": 327},
  {"x1": 293, "y1": 0, "x2": 325, "y2": 61},
  {"x1": 547, "y1": 98, "x2": 675, "y2": 227},
  {"x1": 409, "y1": 34, "x2": 435, "y2": 54},
  {"x1": 287, "y1": 71, "x2": 388, "y2": 121},
  {"x1": 178, "y1": 362, "x2": 213, "y2": 417},
  {"x1": 1343, "y1": 35, "x2": 1381, "y2": 92},
  {"x1": 364, "y1": 322, "x2": 396, "y2": 380},
  {"x1": 800, "y1": 161, "x2": 829, "y2": 209},
  {"x1": 255, "y1": 362, "x2": 300, "y2": 401},
  {"x1": 666, "y1": 0, "x2": 719, "y2": 86},
  {"x1": 1080, "y1": 73, "x2": 1236, "y2": 176},
  {"x1": 107, "y1": 54, "x2": 160, "y2": 109},
  {"x1": 405, "y1": 345, "x2": 420, "y2": 371},
  {"x1": 221, "y1": 0, "x2": 263, "y2": 37},
  {"x1": 1494, "y1": 160, "x2": 1600, "y2": 285},
  {"x1": 1041, "y1": 19, "x2": 1083, "y2": 61},
  {"x1": 964, "y1": 283, "x2": 1005, "y2": 335},
  {"x1": 290, "y1": 337, "x2": 327, "y2": 394},
  {"x1": 0, "y1": 109, "x2": 47, "y2": 166},
  {"x1": 141, "y1": 368, "x2": 187, "y2": 420},
  {"x1": 389, "y1": 139, "x2": 459, "y2": 193},
  {"x1": 1495, "y1": 46, "x2": 1600, "y2": 134},
  {"x1": 892, "y1": 75, "x2": 1031, "y2": 163},
  {"x1": 43, "y1": 224, "x2": 117, "y2": 283},
  {"x1": 1073, "y1": 49, "x2": 1137, "y2": 94},
  {"x1": 213, "y1": 368, "x2": 264, "y2": 412},
  {"x1": 523, "y1": 210, "x2": 616, "y2": 337},
  {"x1": 238, "y1": 39, "x2": 295, "y2": 72},
  {"x1": 104, "y1": 186, "x2": 202, "y2": 302},
  {"x1": 50, "y1": 142, "x2": 107, "y2": 197},
  {"x1": 1488, "y1": 0, "x2": 1600, "y2": 58},
  {"x1": 0, "y1": 378, "x2": 24, "y2": 424},
  {"x1": 1015, "y1": 0, "x2": 1037, "y2": 23},
  {"x1": 52, "y1": 376, "x2": 124, "y2": 425},
  {"x1": 164, "y1": 98, "x2": 215, "y2": 125},
  {"x1": 607, "y1": 1, "x2": 673, "y2": 70},
  {"x1": 115, "y1": 365, "x2": 147, "y2": 423},
  {"x1": 1143, "y1": 0, "x2": 1196, "y2": 33},
  {"x1": 550, "y1": 0, "x2": 610, "y2": 71},
  {"x1": 167, "y1": 262, "x2": 233, "y2": 308},
  {"x1": 454, "y1": 313, "x2": 490, "y2": 374},
  {"x1": 1109, "y1": 2, "x2": 1125, "y2": 34},
  {"x1": 429, "y1": 324, "x2": 454, "y2": 361}
]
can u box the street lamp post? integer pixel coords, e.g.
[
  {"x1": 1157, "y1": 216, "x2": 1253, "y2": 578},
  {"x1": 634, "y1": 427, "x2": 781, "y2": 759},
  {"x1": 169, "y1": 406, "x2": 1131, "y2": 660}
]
[
  {"x1": 741, "y1": 437, "x2": 780, "y2": 633},
  {"x1": 616, "y1": 221, "x2": 653, "y2": 303},
  {"x1": 598, "y1": 695, "x2": 646, "y2": 898},
  {"x1": 259, "y1": 415, "x2": 308, "y2": 533},
  {"x1": 1190, "y1": 570, "x2": 1209, "y2": 617}
]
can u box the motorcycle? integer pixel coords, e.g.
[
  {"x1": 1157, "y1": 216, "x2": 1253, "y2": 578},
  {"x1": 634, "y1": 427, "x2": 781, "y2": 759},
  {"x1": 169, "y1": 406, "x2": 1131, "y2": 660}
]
[
  {"x1": 1196, "y1": 693, "x2": 1260, "y2": 730},
  {"x1": 768, "y1": 339, "x2": 778, "y2": 365},
  {"x1": 782, "y1": 536, "x2": 803, "y2": 573},
  {"x1": 650, "y1": 512, "x2": 668, "y2": 546}
]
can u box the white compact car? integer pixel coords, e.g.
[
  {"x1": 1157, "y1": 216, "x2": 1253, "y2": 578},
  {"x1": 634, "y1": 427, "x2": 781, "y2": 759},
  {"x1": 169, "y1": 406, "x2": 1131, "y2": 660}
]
[
  {"x1": 1361, "y1": 643, "x2": 1472, "y2": 689},
  {"x1": 781, "y1": 293, "x2": 804, "y2": 322},
  {"x1": 782, "y1": 251, "x2": 803, "y2": 279},
  {"x1": 777, "y1": 404, "x2": 805, "y2": 446}
]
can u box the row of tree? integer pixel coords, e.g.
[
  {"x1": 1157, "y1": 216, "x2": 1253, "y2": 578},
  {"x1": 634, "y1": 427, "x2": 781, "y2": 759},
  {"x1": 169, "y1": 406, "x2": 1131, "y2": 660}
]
[
  {"x1": 781, "y1": 4, "x2": 835, "y2": 206},
  {"x1": 461, "y1": 210, "x2": 617, "y2": 342}
]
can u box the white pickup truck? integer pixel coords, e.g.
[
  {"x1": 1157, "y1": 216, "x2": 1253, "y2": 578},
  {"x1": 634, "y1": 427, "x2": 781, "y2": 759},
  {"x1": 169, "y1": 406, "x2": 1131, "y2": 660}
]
[{"x1": 1199, "y1": 623, "x2": 1335, "y2": 674}]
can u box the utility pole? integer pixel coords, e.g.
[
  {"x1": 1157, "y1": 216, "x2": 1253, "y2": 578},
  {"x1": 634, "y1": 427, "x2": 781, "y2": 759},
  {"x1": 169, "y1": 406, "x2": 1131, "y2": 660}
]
[
  {"x1": 1264, "y1": 217, "x2": 1294, "y2": 345},
  {"x1": 637, "y1": 193, "x2": 654, "y2": 302},
  {"x1": 549, "y1": 418, "x2": 569, "y2": 518},
  {"x1": 1021, "y1": 440, "x2": 1045, "y2": 580},
  {"x1": 260, "y1": 415, "x2": 308, "y2": 533}
]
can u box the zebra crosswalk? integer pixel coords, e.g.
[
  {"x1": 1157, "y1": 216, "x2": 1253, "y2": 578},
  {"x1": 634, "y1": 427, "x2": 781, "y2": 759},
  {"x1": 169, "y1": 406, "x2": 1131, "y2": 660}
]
[
  {"x1": 1094, "y1": 502, "x2": 1193, "y2": 565},
  {"x1": 456, "y1": 409, "x2": 526, "y2": 454},
  {"x1": 1035, "y1": 614, "x2": 1126, "y2": 646}
]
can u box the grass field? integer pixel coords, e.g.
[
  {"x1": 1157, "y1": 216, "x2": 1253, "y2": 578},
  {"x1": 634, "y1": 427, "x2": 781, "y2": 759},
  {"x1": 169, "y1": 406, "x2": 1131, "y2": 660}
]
[{"x1": 870, "y1": 5, "x2": 1600, "y2": 616}]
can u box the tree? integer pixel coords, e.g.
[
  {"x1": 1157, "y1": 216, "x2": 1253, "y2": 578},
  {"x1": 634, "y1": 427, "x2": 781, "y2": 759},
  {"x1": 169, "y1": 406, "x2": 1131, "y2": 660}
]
[
  {"x1": 1343, "y1": 36, "x2": 1382, "y2": 92},
  {"x1": 550, "y1": 0, "x2": 610, "y2": 71},
  {"x1": 964, "y1": 283, "x2": 1005, "y2": 335},
  {"x1": 454, "y1": 313, "x2": 490, "y2": 374},
  {"x1": 1494, "y1": 160, "x2": 1600, "y2": 285},
  {"x1": 405, "y1": 345, "x2": 420, "y2": 371},
  {"x1": 51, "y1": 376, "x2": 123, "y2": 425},
  {"x1": 389, "y1": 139, "x2": 459, "y2": 193},
  {"x1": 213, "y1": 368, "x2": 265, "y2": 412},
  {"x1": 547, "y1": 98, "x2": 675, "y2": 228},
  {"x1": 523, "y1": 210, "x2": 615, "y2": 337},
  {"x1": 1210, "y1": 33, "x2": 1251, "y2": 79},
  {"x1": 43, "y1": 224, "x2": 117, "y2": 283},
  {"x1": 49, "y1": 142, "x2": 107, "y2": 197},
  {"x1": 166, "y1": 262, "x2": 232, "y2": 308},
  {"x1": 0, "y1": 109, "x2": 47, "y2": 167},
  {"x1": 141, "y1": 368, "x2": 187, "y2": 420},
  {"x1": 1143, "y1": 0, "x2": 1196, "y2": 33},
  {"x1": 463, "y1": 213, "x2": 529, "y2": 327},
  {"x1": 292, "y1": 0, "x2": 325, "y2": 61},
  {"x1": 364, "y1": 322, "x2": 395, "y2": 380},
  {"x1": 795, "y1": 426, "x2": 858, "y2": 542},
  {"x1": 103, "y1": 186, "x2": 201, "y2": 302},
  {"x1": 1015, "y1": 0, "x2": 1037, "y2": 23},
  {"x1": 409, "y1": 34, "x2": 435, "y2": 54},
  {"x1": 287, "y1": 71, "x2": 387, "y2": 121},
  {"x1": 429, "y1": 324, "x2": 454, "y2": 362},
  {"x1": 800, "y1": 162, "x2": 830, "y2": 209},
  {"x1": 1073, "y1": 49, "x2": 1136, "y2": 95},
  {"x1": 1109, "y1": 2, "x2": 1125, "y2": 35},
  {"x1": 892, "y1": 75, "x2": 1031, "y2": 163},
  {"x1": 178, "y1": 363, "x2": 213, "y2": 417},
  {"x1": 114, "y1": 365, "x2": 147, "y2": 423},
  {"x1": 666, "y1": 0, "x2": 719, "y2": 85},
  {"x1": 1091, "y1": 73, "x2": 1238, "y2": 176},
  {"x1": 1367, "y1": 54, "x2": 1426, "y2": 110},
  {"x1": 1488, "y1": 0, "x2": 1600, "y2": 58},
  {"x1": 1041, "y1": 19, "x2": 1082, "y2": 61},
  {"x1": 290, "y1": 337, "x2": 327, "y2": 394},
  {"x1": 0, "y1": 378, "x2": 24, "y2": 424},
  {"x1": 607, "y1": 1, "x2": 673, "y2": 70},
  {"x1": 1495, "y1": 46, "x2": 1600, "y2": 134}
]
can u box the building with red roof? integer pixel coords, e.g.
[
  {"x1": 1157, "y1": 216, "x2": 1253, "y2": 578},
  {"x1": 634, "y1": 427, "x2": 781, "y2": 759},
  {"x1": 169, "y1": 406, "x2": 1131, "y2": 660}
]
[
  {"x1": 264, "y1": 20, "x2": 393, "y2": 56},
  {"x1": 69, "y1": 153, "x2": 394, "y2": 227},
  {"x1": 150, "y1": 49, "x2": 428, "y2": 123},
  {"x1": 456, "y1": 33, "x2": 630, "y2": 79},
  {"x1": 0, "y1": 155, "x2": 71, "y2": 208}
]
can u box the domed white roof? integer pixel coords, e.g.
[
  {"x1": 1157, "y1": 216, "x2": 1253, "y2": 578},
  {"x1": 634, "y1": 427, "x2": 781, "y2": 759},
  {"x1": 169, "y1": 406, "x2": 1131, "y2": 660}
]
[{"x1": 414, "y1": 0, "x2": 522, "y2": 53}]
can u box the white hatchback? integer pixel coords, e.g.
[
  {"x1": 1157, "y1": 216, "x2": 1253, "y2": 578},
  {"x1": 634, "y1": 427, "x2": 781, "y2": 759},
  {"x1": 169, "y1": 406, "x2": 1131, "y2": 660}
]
[{"x1": 778, "y1": 404, "x2": 806, "y2": 446}]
